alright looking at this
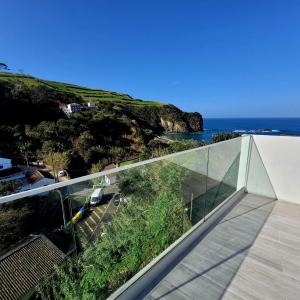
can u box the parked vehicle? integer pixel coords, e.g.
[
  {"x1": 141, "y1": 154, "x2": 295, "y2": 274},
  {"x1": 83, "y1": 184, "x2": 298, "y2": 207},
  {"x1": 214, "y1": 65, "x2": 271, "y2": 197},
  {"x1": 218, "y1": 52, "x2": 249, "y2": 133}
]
[
  {"x1": 71, "y1": 206, "x2": 87, "y2": 224},
  {"x1": 112, "y1": 193, "x2": 123, "y2": 206},
  {"x1": 90, "y1": 188, "x2": 104, "y2": 206},
  {"x1": 58, "y1": 170, "x2": 66, "y2": 177}
]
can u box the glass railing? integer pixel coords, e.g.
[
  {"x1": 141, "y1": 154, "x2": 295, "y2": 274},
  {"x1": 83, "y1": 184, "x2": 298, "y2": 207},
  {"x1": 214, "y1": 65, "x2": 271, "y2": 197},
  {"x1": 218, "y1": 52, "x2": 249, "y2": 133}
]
[{"x1": 0, "y1": 137, "x2": 243, "y2": 300}]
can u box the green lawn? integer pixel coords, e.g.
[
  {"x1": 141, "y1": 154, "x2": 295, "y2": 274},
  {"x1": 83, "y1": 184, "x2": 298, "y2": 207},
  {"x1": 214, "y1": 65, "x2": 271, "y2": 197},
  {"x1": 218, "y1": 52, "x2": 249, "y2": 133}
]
[
  {"x1": 0, "y1": 72, "x2": 163, "y2": 106},
  {"x1": 119, "y1": 159, "x2": 139, "y2": 166}
]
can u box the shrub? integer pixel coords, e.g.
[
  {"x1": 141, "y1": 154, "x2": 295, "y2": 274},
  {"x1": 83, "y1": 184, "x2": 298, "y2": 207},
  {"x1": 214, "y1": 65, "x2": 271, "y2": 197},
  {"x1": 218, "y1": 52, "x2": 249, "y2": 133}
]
[
  {"x1": 212, "y1": 132, "x2": 240, "y2": 143},
  {"x1": 0, "y1": 180, "x2": 20, "y2": 196}
]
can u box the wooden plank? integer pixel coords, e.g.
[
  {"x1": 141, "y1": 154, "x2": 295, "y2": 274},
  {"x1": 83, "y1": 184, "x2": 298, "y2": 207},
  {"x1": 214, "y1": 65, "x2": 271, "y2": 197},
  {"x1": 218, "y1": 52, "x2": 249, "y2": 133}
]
[{"x1": 145, "y1": 193, "x2": 300, "y2": 300}]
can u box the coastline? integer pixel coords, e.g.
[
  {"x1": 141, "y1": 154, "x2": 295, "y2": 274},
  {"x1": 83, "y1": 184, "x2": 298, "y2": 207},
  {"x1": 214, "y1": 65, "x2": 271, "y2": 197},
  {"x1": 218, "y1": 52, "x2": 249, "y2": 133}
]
[{"x1": 162, "y1": 118, "x2": 300, "y2": 143}]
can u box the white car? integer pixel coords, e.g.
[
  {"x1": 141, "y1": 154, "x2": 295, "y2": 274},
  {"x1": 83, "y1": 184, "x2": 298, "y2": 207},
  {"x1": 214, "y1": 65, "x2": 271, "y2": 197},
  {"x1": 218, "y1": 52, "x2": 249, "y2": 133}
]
[
  {"x1": 58, "y1": 170, "x2": 66, "y2": 177},
  {"x1": 90, "y1": 188, "x2": 104, "y2": 206}
]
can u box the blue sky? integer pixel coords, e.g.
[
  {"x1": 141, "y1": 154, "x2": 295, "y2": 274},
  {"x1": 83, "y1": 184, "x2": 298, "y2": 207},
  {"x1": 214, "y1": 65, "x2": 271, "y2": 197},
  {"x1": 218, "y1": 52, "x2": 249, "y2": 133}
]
[{"x1": 1, "y1": 0, "x2": 300, "y2": 117}]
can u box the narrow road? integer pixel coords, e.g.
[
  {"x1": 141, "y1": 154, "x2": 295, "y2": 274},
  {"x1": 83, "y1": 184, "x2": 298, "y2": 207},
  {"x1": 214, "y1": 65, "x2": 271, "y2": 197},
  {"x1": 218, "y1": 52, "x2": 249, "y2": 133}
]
[
  {"x1": 76, "y1": 203, "x2": 109, "y2": 243},
  {"x1": 75, "y1": 184, "x2": 120, "y2": 245}
]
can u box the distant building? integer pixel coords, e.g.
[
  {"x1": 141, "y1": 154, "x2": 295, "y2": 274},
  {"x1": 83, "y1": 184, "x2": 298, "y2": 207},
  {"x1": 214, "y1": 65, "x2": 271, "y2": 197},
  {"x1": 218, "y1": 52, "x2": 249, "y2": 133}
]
[
  {"x1": 0, "y1": 167, "x2": 27, "y2": 183},
  {"x1": 0, "y1": 234, "x2": 66, "y2": 300},
  {"x1": 19, "y1": 170, "x2": 55, "y2": 192},
  {"x1": 0, "y1": 167, "x2": 55, "y2": 192},
  {"x1": 66, "y1": 103, "x2": 81, "y2": 113},
  {"x1": 87, "y1": 102, "x2": 96, "y2": 109},
  {"x1": 0, "y1": 157, "x2": 12, "y2": 170}
]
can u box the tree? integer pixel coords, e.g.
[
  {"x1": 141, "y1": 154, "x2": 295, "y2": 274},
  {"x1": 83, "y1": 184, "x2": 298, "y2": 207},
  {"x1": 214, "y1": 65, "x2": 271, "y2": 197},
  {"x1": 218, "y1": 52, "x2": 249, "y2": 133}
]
[
  {"x1": 75, "y1": 131, "x2": 95, "y2": 161},
  {"x1": 43, "y1": 152, "x2": 69, "y2": 181},
  {"x1": 108, "y1": 146, "x2": 125, "y2": 163},
  {"x1": 89, "y1": 159, "x2": 109, "y2": 175},
  {"x1": 66, "y1": 152, "x2": 86, "y2": 178},
  {"x1": 17, "y1": 139, "x2": 33, "y2": 167}
]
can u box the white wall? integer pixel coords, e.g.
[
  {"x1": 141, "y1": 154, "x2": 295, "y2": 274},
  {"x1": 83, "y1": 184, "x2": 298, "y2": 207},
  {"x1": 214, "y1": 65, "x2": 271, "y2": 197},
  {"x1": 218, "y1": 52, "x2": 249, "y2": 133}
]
[
  {"x1": 253, "y1": 135, "x2": 300, "y2": 204},
  {"x1": 19, "y1": 178, "x2": 55, "y2": 192}
]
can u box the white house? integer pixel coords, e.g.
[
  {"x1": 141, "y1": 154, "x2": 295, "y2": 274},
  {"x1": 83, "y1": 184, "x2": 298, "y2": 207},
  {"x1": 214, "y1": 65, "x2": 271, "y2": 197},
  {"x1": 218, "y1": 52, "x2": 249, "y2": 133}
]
[
  {"x1": 66, "y1": 103, "x2": 81, "y2": 113},
  {"x1": 19, "y1": 170, "x2": 55, "y2": 192},
  {"x1": 0, "y1": 157, "x2": 12, "y2": 170},
  {"x1": 87, "y1": 102, "x2": 97, "y2": 109},
  {"x1": 0, "y1": 166, "x2": 55, "y2": 192}
]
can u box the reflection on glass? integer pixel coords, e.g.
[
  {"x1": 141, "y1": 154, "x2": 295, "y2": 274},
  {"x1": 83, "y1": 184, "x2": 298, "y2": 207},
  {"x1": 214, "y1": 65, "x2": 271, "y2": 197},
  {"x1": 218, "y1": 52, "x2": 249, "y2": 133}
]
[
  {"x1": 246, "y1": 138, "x2": 277, "y2": 199},
  {"x1": 0, "y1": 137, "x2": 244, "y2": 299}
]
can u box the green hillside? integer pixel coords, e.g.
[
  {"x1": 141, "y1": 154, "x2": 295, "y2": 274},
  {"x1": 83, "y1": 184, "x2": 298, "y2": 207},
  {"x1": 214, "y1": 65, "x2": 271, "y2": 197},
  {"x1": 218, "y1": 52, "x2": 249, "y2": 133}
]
[
  {"x1": 0, "y1": 72, "x2": 162, "y2": 106},
  {"x1": 0, "y1": 71, "x2": 202, "y2": 179}
]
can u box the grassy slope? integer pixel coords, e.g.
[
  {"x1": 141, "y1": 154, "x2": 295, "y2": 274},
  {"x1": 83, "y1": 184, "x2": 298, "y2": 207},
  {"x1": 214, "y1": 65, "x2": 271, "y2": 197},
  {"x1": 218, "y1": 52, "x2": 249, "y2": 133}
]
[{"x1": 0, "y1": 72, "x2": 162, "y2": 107}]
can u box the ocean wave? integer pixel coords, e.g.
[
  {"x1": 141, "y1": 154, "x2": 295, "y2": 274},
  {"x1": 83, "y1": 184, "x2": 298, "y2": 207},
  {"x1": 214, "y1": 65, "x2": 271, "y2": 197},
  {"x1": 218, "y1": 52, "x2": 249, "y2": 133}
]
[
  {"x1": 232, "y1": 129, "x2": 281, "y2": 133},
  {"x1": 233, "y1": 130, "x2": 247, "y2": 133}
]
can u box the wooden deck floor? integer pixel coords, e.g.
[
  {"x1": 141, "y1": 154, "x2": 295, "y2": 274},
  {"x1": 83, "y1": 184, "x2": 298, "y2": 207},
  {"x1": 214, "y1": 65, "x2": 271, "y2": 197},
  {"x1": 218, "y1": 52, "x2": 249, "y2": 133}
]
[{"x1": 145, "y1": 194, "x2": 300, "y2": 300}]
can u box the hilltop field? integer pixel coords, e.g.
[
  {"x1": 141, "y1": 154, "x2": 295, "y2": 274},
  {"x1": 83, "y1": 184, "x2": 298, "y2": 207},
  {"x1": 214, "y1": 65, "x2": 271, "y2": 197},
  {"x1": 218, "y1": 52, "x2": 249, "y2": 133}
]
[{"x1": 0, "y1": 72, "x2": 162, "y2": 106}]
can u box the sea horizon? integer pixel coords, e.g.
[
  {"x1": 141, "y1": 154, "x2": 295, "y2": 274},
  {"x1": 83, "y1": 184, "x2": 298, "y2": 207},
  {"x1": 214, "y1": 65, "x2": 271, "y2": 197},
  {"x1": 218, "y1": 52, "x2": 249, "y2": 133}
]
[{"x1": 164, "y1": 117, "x2": 300, "y2": 142}]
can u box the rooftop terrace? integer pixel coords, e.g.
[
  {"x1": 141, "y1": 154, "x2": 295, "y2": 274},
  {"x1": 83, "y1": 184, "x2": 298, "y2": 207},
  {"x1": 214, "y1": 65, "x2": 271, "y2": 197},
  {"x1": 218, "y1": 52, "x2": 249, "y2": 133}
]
[
  {"x1": 146, "y1": 194, "x2": 300, "y2": 300},
  {"x1": 0, "y1": 135, "x2": 299, "y2": 299}
]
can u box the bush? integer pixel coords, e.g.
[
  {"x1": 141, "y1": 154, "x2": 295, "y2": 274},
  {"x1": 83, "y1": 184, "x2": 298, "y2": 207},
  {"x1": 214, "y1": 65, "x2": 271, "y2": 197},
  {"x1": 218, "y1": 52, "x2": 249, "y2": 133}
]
[
  {"x1": 0, "y1": 180, "x2": 20, "y2": 196},
  {"x1": 169, "y1": 140, "x2": 204, "y2": 152},
  {"x1": 212, "y1": 132, "x2": 240, "y2": 143}
]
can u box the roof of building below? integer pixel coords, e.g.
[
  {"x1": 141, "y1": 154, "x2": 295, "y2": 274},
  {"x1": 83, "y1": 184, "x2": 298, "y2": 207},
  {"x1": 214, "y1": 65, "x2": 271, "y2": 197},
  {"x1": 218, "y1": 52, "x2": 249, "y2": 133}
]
[
  {"x1": 0, "y1": 167, "x2": 23, "y2": 178},
  {"x1": 0, "y1": 235, "x2": 66, "y2": 300},
  {"x1": 26, "y1": 170, "x2": 44, "y2": 184}
]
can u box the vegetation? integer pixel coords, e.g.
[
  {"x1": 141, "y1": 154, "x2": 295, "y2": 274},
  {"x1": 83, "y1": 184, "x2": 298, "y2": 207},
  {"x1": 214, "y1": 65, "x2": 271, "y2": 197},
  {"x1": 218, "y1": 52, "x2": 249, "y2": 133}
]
[
  {"x1": 119, "y1": 158, "x2": 138, "y2": 166},
  {"x1": 0, "y1": 72, "x2": 162, "y2": 106},
  {"x1": 212, "y1": 132, "x2": 241, "y2": 143},
  {"x1": 37, "y1": 162, "x2": 192, "y2": 299},
  {"x1": 0, "y1": 180, "x2": 20, "y2": 196},
  {"x1": 43, "y1": 152, "x2": 69, "y2": 181},
  {"x1": 141, "y1": 139, "x2": 205, "y2": 160}
]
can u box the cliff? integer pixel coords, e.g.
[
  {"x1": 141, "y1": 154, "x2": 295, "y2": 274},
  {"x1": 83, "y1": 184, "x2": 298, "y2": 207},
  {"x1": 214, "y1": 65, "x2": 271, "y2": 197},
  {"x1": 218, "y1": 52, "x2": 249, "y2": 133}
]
[{"x1": 125, "y1": 105, "x2": 203, "y2": 133}]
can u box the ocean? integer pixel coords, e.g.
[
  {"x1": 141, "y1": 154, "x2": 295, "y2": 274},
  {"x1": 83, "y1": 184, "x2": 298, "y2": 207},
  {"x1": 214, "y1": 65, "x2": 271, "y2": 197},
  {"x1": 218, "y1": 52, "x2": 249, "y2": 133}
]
[{"x1": 163, "y1": 118, "x2": 300, "y2": 143}]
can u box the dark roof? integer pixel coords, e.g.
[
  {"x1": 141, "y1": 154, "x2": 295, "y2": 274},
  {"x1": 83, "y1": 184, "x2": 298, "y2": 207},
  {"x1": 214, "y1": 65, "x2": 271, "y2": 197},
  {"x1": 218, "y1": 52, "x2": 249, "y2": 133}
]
[
  {"x1": 25, "y1": 170, "x2": 54, "y2": 184},
  {"x1": 0, "y1": 167, "x2": 22, "y2": 178},
  {"x1": 26, "y1": 170, "x2": 44, "y2": 184},
  {"x1": 0, "y1": 235, "x2": 66, "y2": 300}
]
